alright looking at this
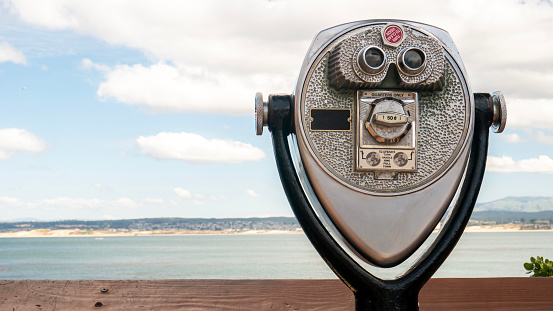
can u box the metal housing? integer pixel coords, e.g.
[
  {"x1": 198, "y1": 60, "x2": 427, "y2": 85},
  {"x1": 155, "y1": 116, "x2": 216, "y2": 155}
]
[{"x1": 293, "y1": 20, "x2": 474, "y2": 267}]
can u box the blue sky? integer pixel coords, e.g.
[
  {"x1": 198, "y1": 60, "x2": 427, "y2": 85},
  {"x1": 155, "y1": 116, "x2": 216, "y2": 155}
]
[{"x1": 0, "y1": 0, "x2": 552, "y2": 221}]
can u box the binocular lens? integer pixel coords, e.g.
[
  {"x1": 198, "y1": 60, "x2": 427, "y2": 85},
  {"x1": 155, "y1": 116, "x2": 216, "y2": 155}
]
[
  {"x1": 358, "y1": 46, "x2": 386, "y2": 75},
  {"x1": 365, "y1": 48, "x2": 385, "y2": 68},
  {"x1": 398, "y1": 47, "x2": 426, "y2": 76},
  {"x1": 404, "y1": 49, "x2": 424, "y2": 70}
]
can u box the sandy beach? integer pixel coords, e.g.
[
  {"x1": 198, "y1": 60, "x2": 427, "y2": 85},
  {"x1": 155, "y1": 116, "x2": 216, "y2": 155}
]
[
  {"x1": 0, "y1": 229, "x2": 305, "y2": 238},
  {"x1": 463, "y1": 224, "x2": 552, "y2": 232},
  {"x1": 0, "y1": 224, "x2": 551, "y2": 238}
]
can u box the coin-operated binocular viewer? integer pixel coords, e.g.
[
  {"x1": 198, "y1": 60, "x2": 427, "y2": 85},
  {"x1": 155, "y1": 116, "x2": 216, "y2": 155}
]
[{"x1": 256, "y1": 20, "x2": 506, "y2": 310}]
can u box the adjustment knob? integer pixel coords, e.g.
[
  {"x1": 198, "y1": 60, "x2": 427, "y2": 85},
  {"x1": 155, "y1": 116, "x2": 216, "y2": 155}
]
[
  {"x1": 491, "y1": 91, "x2": 507, "y2": 133},
  {"x1": 255, "y1": 92, "x2": 268, "y2": 135}
]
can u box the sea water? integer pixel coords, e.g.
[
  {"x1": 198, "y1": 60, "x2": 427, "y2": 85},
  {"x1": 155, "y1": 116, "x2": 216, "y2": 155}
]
[{"x1": 1, "y1": 232, "x2": 552, "y2": 280}]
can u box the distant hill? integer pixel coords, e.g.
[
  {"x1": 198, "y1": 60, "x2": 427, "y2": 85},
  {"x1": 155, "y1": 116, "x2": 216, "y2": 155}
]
[
  {"x1": 3, "y1": 197, "x2": 553, "y2": 232},
  {"x1": 471, "y1": 210, "x2": 553, "y2": 223},
  {"x1": 0, "y1": 217, "x2": 300, "y2": 233},
  {"x1": 475, "y1": 196, "x2": 553, "y2": 212}
]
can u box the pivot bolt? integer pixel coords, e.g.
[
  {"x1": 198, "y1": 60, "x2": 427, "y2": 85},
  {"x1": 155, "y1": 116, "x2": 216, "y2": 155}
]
[{"x1": 491, "y1": 91, "x2": 507, "y2": 133}]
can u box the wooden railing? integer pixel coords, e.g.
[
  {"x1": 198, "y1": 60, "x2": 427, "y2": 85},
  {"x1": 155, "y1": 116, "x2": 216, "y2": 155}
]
[{"x1": 1, "y1": 278, "x2": 553, "y2": 310}]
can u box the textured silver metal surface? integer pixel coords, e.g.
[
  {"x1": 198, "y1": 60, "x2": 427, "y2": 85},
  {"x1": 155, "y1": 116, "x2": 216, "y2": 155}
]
[
  {"x1": 328, "y1": 25, "x2": 445, "y2": 90},
  {"x1": 302, "y1": 57, "x2": 468, "y2": 193},
  {"x1": 356, "y1": 91, "x2": 417, "y2": 173}
]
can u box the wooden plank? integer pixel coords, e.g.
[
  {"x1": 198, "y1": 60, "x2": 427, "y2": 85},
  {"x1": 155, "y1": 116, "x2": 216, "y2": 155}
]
[
  {"x1": 420, "y1": 278, "x2": 553, "y2": 311},
  {"x1": 1, "y1": 278, "x2": 553, "y2": 310},
  {"x1": 0, "y1": 280, "x2": 354, "y2": 311}
]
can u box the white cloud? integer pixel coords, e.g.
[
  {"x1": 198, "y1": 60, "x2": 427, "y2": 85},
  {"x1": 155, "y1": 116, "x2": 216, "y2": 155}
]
[
  {"x1": 487, "y1": 155, "x2": 553, "y2": 173},
  {"x1": 37, "y1": 197, "x2": 139, "y2": 209},
  {"x1": 137, "y1": 132, "x2": 265, "y2": 163},
  {"x1": 6, "y1": 0, "x2": 553, "y2": 120},
  {"x1": 246, "y1": 189, "x2": 260, "y2": 197},
  {"x1": 115, "y1": 197, "x2": 137, "y2": 208},
  {"x1": 174, "y1": 187, "x2": 191, "y2": 199},
  {"x1": 0, "y1": 196, "x2": 154, "y2": 216},
  {"x1": 6, "y1": 1, "x2": 553, "y2": 73},
  {"x1": 0, "y1": 128, "x2": 47, "y2": 159},
  {"x1": 5, "y1": 0, "x2": 308, "y2": 73},
  {"x1": 28, "y1": 164, "x2": 53, "y2": 171},
  {"x1": 175, "y1": 188, "x2": 203, "y2": 199},
  {"x1": 6, "y1": 0, "x2": 79, "y2": 30},
  {"x1": 0, "y1": 196, "x2": 24, "y2": 207},
  {"x1": 94, "y1": 183, "x2": 109, "y2": 191},
  {"x1": 173, "y1": 188, "x2": 227, "y2": 205},
  {"x1": 533, "y1": 131, "x2": 553, "y2": 145},
  {"x1": 81, "y1": 58, "x2": 109, "y2": 72},
  {"x1": 506, "y1": 98, "x2": 553, "y2": 131},
  {"x1": 209, "y1": 195, "x2": 227, "y2": 201},
  {"x1": 506, "y1": 129, "x2": 553, "y2": 144},
  {"x1": 94, "y1": 62, "x2": 267, "y2": 115},
  {"x1": 0, "y1": 41, "x2": 26, "y2": 64},
  {"x1": 142, "y1": 198, "x2": 164, "y2": 204},
  {"x1": 502, "y1": 133, "x2": 523, "y2": 144}
]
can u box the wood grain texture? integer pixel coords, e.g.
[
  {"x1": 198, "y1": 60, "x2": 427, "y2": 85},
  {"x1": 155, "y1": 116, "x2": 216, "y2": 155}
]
[
  {"x1": 419, "y1": 278, "x2": 553, "y2": 311},
  {"x1": 1, "y1": 278, "x2": 552, "y2": 310}
]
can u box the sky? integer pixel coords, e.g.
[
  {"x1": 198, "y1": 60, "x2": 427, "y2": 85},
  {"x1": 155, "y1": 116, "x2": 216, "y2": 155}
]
[{"x1": 0, "y1": 0, "x2": 552, "y2": 221}]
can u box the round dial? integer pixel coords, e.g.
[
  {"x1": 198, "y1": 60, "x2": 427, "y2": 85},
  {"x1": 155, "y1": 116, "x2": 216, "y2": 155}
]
[{"x1": 365, "y1": 98, "x2": 411, "y2": 144}]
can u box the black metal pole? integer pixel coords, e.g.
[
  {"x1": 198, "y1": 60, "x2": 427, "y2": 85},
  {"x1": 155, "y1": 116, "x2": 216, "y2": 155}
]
[{"x1": 269, "y1": 93, "x2": 493, "y2": 310}]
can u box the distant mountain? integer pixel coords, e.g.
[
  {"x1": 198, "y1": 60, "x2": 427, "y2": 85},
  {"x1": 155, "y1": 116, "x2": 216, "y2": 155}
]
[
  {"x1": 0, "y1": 217, "x2": 301, "y2": 232},
  {"x1": 471, "y1": 210, "x2": 553, "y2": 223},
  {"x1": 475, "y1": 196, "x2": 553, "y2": 212},
  {"x1": 4, "y1": 197, "x2": 553, "y2": 231}
]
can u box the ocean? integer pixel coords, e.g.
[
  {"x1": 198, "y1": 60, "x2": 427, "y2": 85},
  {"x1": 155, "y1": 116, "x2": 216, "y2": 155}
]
[{"x1": 1, "y1": 231, "x2": 552, "y2": 280}]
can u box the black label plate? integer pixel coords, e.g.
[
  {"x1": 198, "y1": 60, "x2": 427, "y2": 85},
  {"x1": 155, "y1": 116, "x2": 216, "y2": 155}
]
[{"x1": 310, "y1": 109, "x2": 351, "y2": 131}]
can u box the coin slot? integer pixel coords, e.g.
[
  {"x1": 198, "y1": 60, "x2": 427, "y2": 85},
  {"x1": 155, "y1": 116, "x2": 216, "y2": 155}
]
[{"x1": 373, "y1": 112, "x2": 409, "y2": 126}]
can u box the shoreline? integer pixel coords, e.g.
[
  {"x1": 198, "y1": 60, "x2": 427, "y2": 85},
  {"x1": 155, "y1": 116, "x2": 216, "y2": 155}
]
[
  {"x1": 463, "y1": 224, "x2": 552, "y2": 233},
  {"x1": 0, "y1": 229, "x2": 305, "y2": 238},
  {"x1": 0, "y1": 225, "x2": 551, "y2": 238}
]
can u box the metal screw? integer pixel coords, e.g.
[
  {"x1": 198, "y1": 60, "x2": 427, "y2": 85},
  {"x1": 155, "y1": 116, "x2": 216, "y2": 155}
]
[{"x1": 100, "y1": 288, "x2": 108, "y2": 293}]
